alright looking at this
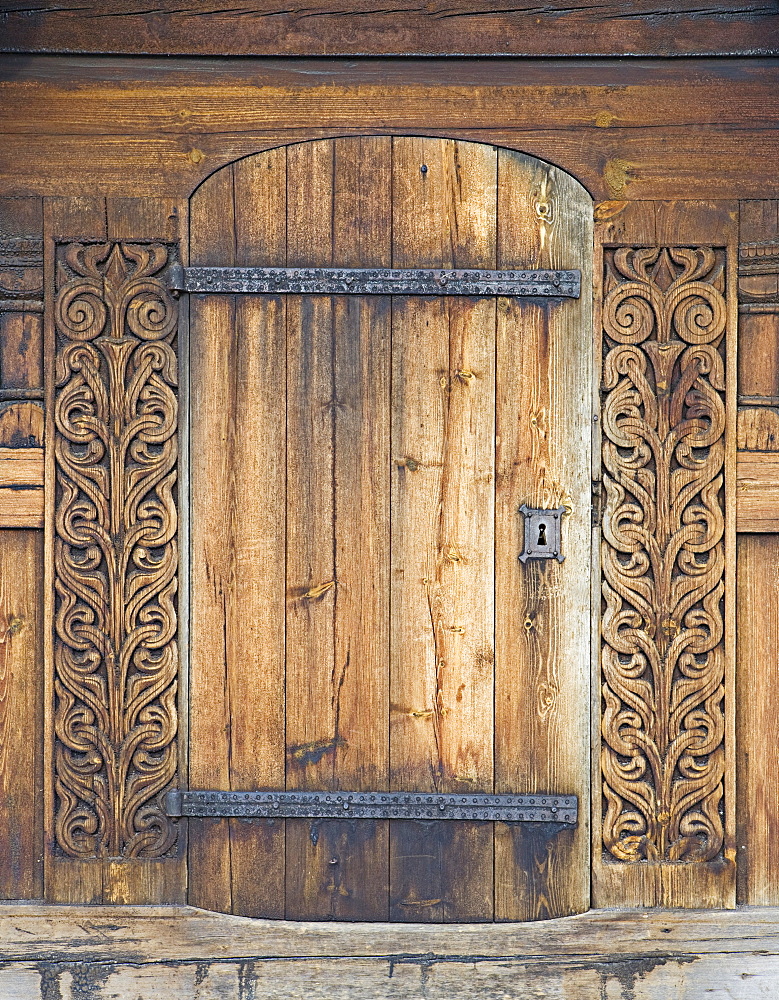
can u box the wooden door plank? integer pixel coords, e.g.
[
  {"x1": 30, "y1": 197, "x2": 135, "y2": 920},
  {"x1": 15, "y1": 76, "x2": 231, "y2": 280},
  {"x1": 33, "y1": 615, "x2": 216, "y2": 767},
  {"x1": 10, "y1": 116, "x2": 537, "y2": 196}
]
[
  {"x1": 188, "y1": 166, "x2": 237, "y2": 914},
  {"x1": 0, "y1": 531, "x2": 43, "y2": 900},
  {"x1": 285, "y1": 138, "x2": 393, "y2": 921},
  {"x1": 284, "y1": 140, "x2": 340, "y2": 918},
  {"x1": 190, "y1": 158, "x2": 289, "y2": 918},
  {"x1": 494, "y1": 149, "x2": 592, "y2": 920},
  {"x1": 389, "y1": 137, "x2": 496, "y2": 922},
  {"x1": 222, "y1": 151, "x2": 288, "y2": 919}
]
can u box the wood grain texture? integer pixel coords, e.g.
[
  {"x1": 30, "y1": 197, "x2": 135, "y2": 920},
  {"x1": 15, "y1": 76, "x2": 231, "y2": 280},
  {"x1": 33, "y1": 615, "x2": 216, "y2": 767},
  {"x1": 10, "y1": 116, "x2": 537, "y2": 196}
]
[
  {"x1": 593, "y1": 202, "x2": 738, "y2": 909},
  {"x1": 737, "y1": 407, "x2": 779, "y2": 450},
  {"x1": 2, "y1": 905, "x2": 779, "y2": 999},
  {"x1": 736, "y1": 451, "x2": 779, "y2": 531},
  {"x1": 0, "y1": 447, "x2": 43, "y2": 528},
  {"x1": 736, "y1": 535, "x2": 779, "y2": 904},
  {"x1": 1, "y1": 3, "x2": 776, "y2": 57},
  {"x1": 1, "y1": 57, "x2": 779, "y2": 204},
  {"x1": 0, "y1": 403, "x2": 44, "y2": 449},
  {"x1": 285, "y1": 138, "x2": 392, "y2": 921},
  {"x1": 185, "y1": 138, "x2": 592, "y2": 921},
  {"x1": 738, "y1": 200, "x2": 779, "y2": 401},
  {"x1": 493, "y1": 150, "x2": 592, "y2": 920},
  {"x1": 389, "y1": 137, "x2": 496, "y2": 922},
  {"x1": 188, "y1": 161, "x2": 286, "y2": 918},
  {"x1": 49, "y1": 237, "x2": 181, "y2": 874},
  {"x1": 0, "y1": 532, "x2": 43, "y2": 899}
]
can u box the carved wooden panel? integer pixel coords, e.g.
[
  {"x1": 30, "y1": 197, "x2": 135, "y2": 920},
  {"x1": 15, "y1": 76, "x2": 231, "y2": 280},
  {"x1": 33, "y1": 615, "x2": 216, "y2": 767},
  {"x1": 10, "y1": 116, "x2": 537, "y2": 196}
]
[
  {"x1": 52, "y1": 241, "x2": 179, "y2": 858},
  {"x1": 600, "y1": 246, "x2": 727, "y2": 864}
]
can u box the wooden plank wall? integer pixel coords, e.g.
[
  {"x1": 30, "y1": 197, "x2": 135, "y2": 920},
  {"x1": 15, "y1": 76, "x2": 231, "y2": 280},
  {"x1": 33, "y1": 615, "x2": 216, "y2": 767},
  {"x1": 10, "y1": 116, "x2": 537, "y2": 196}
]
[
  {"x1": 0, "y1": 45, "x2": 777, "y2": 912},
  {"x1": 1, "y1": 57, "x2": 778, "y2": 207},
  {"x1": 736, "y1": 200, "x2": 779, "y2": 906},
  {"x1": 0, "y1": 197, "x2": 44, "y2": 900}
]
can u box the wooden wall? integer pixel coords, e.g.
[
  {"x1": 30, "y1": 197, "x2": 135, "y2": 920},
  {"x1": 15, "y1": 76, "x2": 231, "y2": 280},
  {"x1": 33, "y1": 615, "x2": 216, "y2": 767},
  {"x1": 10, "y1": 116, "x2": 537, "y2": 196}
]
[
  {"x1": 0, "y1": 196, "x2": 44, "y2": 901},
  {"x1": 0, "y1": 36, "x2": 778, "y2": 913}
]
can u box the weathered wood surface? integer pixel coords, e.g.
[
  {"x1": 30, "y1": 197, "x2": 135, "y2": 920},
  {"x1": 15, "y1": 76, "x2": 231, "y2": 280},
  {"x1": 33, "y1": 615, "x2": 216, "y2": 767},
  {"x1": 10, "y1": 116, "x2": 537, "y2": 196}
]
[
  {"x1": 0, "y1": 533, "x2": 43, "y2": 900},
  {"x1": 737, "y1": 536, "x2": 779, "y2": 906},
  {"x1": 736, "y1": 452, "x2": 779, "y2": 531},
  {"x1": 0, "y1": 448, "x2": 43, "y2": 528},
  {"x1": 43, "y1": 196, "x2": 186, "y2": 906},
  {"x1": 735, "y1": 200, "x2": 779, "y2": 907},
  {"x1": 593, "y1": 200, "x2": 737, "y2": 910},
  {"x1": 0, "y1": 906, "x2": 779, "y2": 999},
  {"x1": 493, "y1": 150, "x2": 592, "y2": 920},
  {"x1": 1, "y1": 2, "x2": 776, "y2": 57},
  {"x1": 1, "y1": 57, "x2": 778, "y2": 203},
  {"x1": 187, "y1": 137, "x2": 591, "y2": 921},
  {"x1": 388, "y1": 136, "x2": 497, "y2": 923}
]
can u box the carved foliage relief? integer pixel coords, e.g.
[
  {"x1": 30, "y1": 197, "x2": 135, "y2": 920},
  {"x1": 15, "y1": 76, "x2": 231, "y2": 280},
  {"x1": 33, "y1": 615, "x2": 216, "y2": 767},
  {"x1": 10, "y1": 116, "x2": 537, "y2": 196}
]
[
  {"x1": 53, "y1": 243, "x2": 179, "y2": 858},
  {"x1": 601, "y1": 247, "x2": 727, "y2": 863}
]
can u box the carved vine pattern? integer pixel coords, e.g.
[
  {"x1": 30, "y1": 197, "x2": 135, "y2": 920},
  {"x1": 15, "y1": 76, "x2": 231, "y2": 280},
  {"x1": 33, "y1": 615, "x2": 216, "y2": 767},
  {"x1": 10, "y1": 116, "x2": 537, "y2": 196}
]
[
  {"x1": 53, "y1": 242, "x2": 179, "y2": 858},
  {"x1": 601, "y1": 247, "x2": 726, "y2": 863}
]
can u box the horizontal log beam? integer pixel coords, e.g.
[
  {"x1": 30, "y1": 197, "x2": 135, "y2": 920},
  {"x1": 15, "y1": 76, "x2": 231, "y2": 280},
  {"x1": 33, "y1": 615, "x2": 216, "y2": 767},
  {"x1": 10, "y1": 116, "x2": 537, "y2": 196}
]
[
  {"x1": 737, "y1": 451, "x2": 779, "y2": 532},
  {"x1": 0, "y1": 4, "x2": 777, "y2": 58},
  {"x1": 0, "y1": 448, "x2": 44, "y2": 529}
]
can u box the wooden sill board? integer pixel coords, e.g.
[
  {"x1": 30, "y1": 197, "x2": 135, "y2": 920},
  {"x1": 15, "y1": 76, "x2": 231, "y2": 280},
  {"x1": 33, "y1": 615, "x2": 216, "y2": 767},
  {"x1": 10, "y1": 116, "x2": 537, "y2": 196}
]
[
  {"x1": 737, "y1": 451, "x2": 779, "y2": 532},
  {"x1": 0, "y1": 904, "x2": 778, "y2": 963},
  {"x1": 0, "y1": 448, "x2": 44, "y2": 528},
  {"x1": 0, "y1": 905, "x2": 778, "y2": 999}
]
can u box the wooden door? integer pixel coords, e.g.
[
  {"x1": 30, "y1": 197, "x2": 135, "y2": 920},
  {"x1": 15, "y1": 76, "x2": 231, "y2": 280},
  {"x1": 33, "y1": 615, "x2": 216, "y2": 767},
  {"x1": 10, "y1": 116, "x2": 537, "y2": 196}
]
[{"x1": 186, "y1": 137, "x2": 593, "y2": 921}]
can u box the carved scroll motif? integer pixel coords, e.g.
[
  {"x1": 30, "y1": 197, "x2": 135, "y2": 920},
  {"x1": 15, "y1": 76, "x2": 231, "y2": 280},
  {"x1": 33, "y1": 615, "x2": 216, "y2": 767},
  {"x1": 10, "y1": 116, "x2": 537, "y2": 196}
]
[
  {"x1": 600, "y1": 247, "x2": 727, "y2": 863},
  {"x1": 53, "y1": 242, "x2": 179, "y2": 858}
]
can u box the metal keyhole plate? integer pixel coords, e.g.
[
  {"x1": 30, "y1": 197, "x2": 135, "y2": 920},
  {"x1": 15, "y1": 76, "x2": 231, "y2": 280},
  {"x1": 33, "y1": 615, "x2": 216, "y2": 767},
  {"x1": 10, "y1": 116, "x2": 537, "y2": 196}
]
[{"x1": 519, "y1": 505, "x2": 565, "y2": 563}]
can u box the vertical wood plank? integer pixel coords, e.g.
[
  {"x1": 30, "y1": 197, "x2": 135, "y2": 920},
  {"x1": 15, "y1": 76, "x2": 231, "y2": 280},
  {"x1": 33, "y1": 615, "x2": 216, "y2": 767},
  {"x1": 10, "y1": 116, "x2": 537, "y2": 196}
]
[
  {"x1": 285, "y1": 137, "x2": 392, "y2": 920},
  {"x1": 593, "y1": 200, "x2": 656, "y2": 247},
  {"x1": 190, "y1": 160, "x2": 289, "y2": 917},
  {"x1": 224, "y1": 151, "x2": 287, "y2": 919},
  {"x1": 0, "y1": 531, "x2": 43, "y2": 900},
  {"x1": 44, "y1": 196, "x2": 106, "y2": 904},
  {"x1": 735, "y1": 201, "x2": 779, "y2": 906},
  {"x1": 106, "y1": 197, "x2": 179, "y2": 242},
  {"x1": 284, "y1": 140, "x2": 339, "y2": 918},
  {"x1": 188, "y1": 167, "x2": 236, "y2": 914},
  {"x1": 389, "y1": 137, "x2": 496, "y2": 922},
  {"x1": 737, "y1": 535, "x2": 779, "y2": 904},
  {"x1": 738, "y1": 200, "x2": 779, "y2": 399},
  {"x1": 494, "y1": 150, "x2": 592, "y2": 920}
]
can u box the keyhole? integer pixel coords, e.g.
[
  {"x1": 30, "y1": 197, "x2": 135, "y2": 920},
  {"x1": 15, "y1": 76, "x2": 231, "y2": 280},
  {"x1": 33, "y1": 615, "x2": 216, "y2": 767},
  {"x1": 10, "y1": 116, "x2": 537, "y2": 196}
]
[{"x1": 537, "y1": 523, "x2": 547, "y2": 547}]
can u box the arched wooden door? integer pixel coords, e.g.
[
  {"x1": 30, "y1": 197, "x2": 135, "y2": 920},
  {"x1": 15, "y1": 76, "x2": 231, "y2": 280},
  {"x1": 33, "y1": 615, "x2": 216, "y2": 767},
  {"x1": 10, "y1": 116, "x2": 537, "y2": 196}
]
[{"x1": 186, "y1": 137, "x2": 592, "y2": 921}]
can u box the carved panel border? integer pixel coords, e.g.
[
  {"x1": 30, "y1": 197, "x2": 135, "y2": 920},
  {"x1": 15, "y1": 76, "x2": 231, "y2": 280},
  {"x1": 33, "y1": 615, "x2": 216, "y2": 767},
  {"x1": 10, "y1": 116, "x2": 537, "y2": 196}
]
[
  {"x1": 52, "y1": 242, "x2": 179, "y2": 859},
  {"x1": 600, "y1": 247, "x2": 727, "y2": 863}
]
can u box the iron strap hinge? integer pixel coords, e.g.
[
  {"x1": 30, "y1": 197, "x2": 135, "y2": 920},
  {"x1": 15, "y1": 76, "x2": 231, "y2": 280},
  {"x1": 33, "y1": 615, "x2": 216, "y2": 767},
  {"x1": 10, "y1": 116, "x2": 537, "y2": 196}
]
[
  {"x1": 164, "y1": 789, "x2": 578, "y2": 824},
  {"x1": 167, "y1": 264, "x2": 580, "y2": 299}
]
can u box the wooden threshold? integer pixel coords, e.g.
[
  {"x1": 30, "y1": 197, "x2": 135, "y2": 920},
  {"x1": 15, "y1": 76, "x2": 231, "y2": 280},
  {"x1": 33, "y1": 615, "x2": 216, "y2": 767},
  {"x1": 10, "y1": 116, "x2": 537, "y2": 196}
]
[
  {"x1": 0, "y1": 905, "x2": 778, "y2": 998},
  {"x1": 0, "y1": 903, "x2": 778, "y2": 961}
]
